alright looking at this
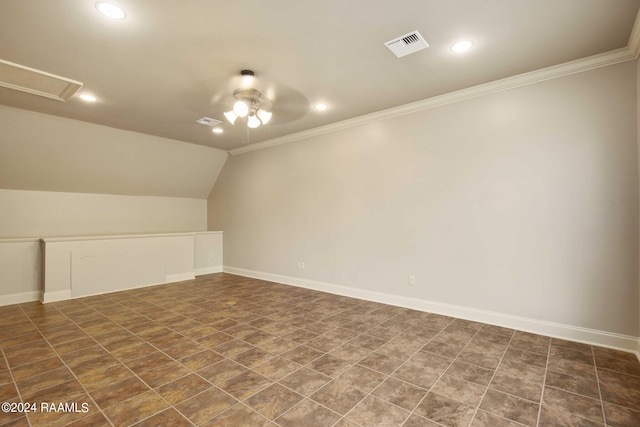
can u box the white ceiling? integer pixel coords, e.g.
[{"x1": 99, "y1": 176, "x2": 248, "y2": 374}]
[{"x1": 0, "y1": 0, "x2": 639, "y2": 152}]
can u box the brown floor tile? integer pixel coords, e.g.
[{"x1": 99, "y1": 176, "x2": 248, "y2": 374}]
[
  {"x1": 65, "y1": 412, "x2": 112, "y2": 427},
  {"x1": 163, "y1": 340, "x2": 208, "y2": 360},
  {"x1": 21, "y1": 379, "x2": 85, "y2": 403},
  {"x1": 596, "y1": 355, "x2": 640, "y2": 377},
  {"x1": 509, "y1": 331, "x2": 550, "y2": 355},
  {"x1": 471, "y1": 410, "x2": 526, "y2": 426},
  {"x1": 550, "y1": 345, "x2": 594, "y2": 366},
  {"x1": 276, "y1": 399, "x2": 340, "y2": 427},
  {"x1": 2, "y1": 276, "x2": 639, "y2": 427},
  {"x1": 178, "y1": 349, "x2": 224, "y2": 370},
  {"x1": 197, "y1": 359, "x2": 247, "y2": 385},
  {"x1": 77, "y1": 363, "x2": 133, "y2": 391},
  {"x1": 348, "y1": 334, "x2": 387, "y2": 351},
  {"x1": 548, "y1": 357, "x2": 597, "y2": 381},
  {"x1": 375, "y1": 337, "x2": 422, "y2": 360},
  {"x1": 0, "y1": 384, "x2": 18, "y2": 408},
  {"x1": 4, "y1": 340, "x2": 57, "y2": 367},
  {"x1": 480, "y1": 388, "x2": 539, "y2": 425},
  {"x1": 357, "y1": 351, "x2": 404, "y2": 375},
  {"x1": 539, "y1": 405, "x2": 603, "y2": 427},
  {"x1": 422, "y1": 339, "x2": 466, "y2": 358},
  {"x1": 232, "y1": 347, "x2": 274, "y2": 368},
  {"x1": 503, "y1": 346, "x2": 548, "y2": 368},
  {"x1": 346, "y1": 395, "x2": 409, "y2": 426},
  {"x1": 281, "y1": 345, "x2": 324, "y2": 365},
  {"x1": 16, "y1": 366, "x2": 75, "y2": 397},
  {"x1": 329, "y1": 343, "x2": 371, "y2": 363},
  {"x1": 552, "y1": 338, "x2": 593, "y2": 353},
  {"x1": 542, "y1": 386, "x2": 603, "y2": 423},
  {"x1": 124, "y1": 351, "x2": 174, "y2": 375},
  {"x1": 603, "y1": 402, "x2": 640, "y2": 427},
  {"x1": 310, "y1": 380, "x2": 367, "y2": 415},
  {"x1": 0, "y1": 369, "x2": 12, "y2": 386},
  {"x1": 599, "y1": 382, "x2": 640, "y2": 412},
  {"x1": 68, "y1": 353, "x2": 121, "y2": 378},
  {"x1": 491, "y1": 359, "x2": 545, "y2": 402},
  {"x1": 392, "y1": 352, "x2": 450, "y2": 389},
  {"x1": 103, "y1": 390, "x2": 170, "y2": 426},
  {"x1": 138, "y1": 361, "x2": 191, "y2": 388},
  {"x1": 432, "y1": 374, "x2": 487, "y2": 406},
  {"x1": 403, "y1": 414, "x2": 442, "y2": 426},
  {"x1": 131, "y1": 408, "x2": 192, "y2": 427},
  {"x1": 415, "y1": 392, "x2": 476, "y2": 426},
  {"x1": 90, "y1": 376, "x2": 150, "y2": 409},
  {"x1": 545, "y1": 370, "x2": 600, "y2": 399},
  {"x1": 246, "y1": 383, "x2": 304, "y2": 419},
  {"x1": 371, "y1": 377, "x2": 426, "y2": 411},
  {"x1": 307, "y1": 354, "x2": 352, "y2": 378},
  {"x1": 336, "y1": 365, "x2": 386, "y2": 393},
  {"x1": 279, "y1": 367, "x2": 331, "y2": 396},
  {"x1": 219, "y1": 370, "x2": 271, "y2": 400},
  {"x1": 27, "y1": 397, "x2": 99, "y2": 427},
  {"x1": 175, "y1": 387, "x2": 238, "y2": 425},
  {"x1": 156, "y1": 373, "x2": 212, "y2": 405},
  {"x1": 61, "y1": 345, "x2": 109, "y2": 366},
  {"x1": 52, "y1": 337, "x2": 97, "y2": 355},
  {"x1": 445, "y1": 360, "x2": 494, "y2": 386},
  {"x1": 457, "y1": 342, "x2": 504, "y2": 370},
  {"x1": 11, "y1": 356, "x2": 64, "y2": 381},
  {"x1": 202, "y1": 403, "x2": 269, "y2": 426}
]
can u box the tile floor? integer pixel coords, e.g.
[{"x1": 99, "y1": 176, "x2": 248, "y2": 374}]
[{"x1": 0, "y1": 273, "x2": 639, "y2": 427}]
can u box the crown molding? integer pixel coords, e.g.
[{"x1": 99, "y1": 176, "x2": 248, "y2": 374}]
[
  {"x1": 230, "y1": 47, "x2": 635, "y2": 156},
  {"x1": 628, "y1": 7, "x2": 640, "y2": 58}
]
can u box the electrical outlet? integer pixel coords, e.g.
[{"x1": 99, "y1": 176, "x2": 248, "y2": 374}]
[
  {"x1": 408, "y1": 275, "x2": 415, "y2": 285},
  {"x1": 297, "y1": 261, "x2": 305, "y2": 269}
]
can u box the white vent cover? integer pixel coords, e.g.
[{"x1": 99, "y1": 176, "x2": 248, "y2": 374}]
[
  {"x1": 195, "y1": 117, "x2": 222, "y2": 127},
  {"x1": 0, "y1": 59, "x2": 83, "y2": 101},
  {"x1": 384, "y1": 31, "x2": 429, "y2": 58}
]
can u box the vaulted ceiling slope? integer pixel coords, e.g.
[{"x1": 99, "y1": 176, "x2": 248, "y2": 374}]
[{"x1": 1, "y1": 0, "x2": 639, "y2": 152}]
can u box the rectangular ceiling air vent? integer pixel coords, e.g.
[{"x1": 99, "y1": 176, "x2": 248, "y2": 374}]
[
  {"x1": 195, "y1": 117, "x2": 223, "y2": 127},
  {"x1": 0, "y1": 59, "x2": 83, "y2": 101},
  {"x1": 384, "y1": 31, "x2": 429, "y2": 58}
]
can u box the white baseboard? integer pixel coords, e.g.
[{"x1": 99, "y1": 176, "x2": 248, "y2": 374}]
[
  {"x1": 224, "y1": 265, "x2": 640, "y2": 356},
  {"x1": 40, "y1": 290, "x2": 72, "y2": 304},
  {"x1": 0, "y1": 291, "x2": 40, "y2": 306},
  {"x1": 195, "y1": 266, "x2": 223, "y2": 276},
  {"x1": 166, "y1": 272, "x2": 196, "y2": 283}
]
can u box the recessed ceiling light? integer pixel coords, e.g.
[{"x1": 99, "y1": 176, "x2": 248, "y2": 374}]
[
  {"x1": 79, "y1": 93, "x2": 97, "y2": 102},
  {"x1": 212, "y1": 127, "x2": 224, "y2": 134},
  {"x1": 314, "y1": 103, "x2": 328, "y2": 112},
  {"x1": 95, "y1": 2, "x2": 127, "y2": 20},
  {"x1": 450, "y1": 40, "x2": 474, "y2": 53}
]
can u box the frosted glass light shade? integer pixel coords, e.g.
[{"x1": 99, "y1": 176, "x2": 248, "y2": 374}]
[
  {"x1": 247, "y1": 114, "x2": 261, "y2": 128},
  {"x1": 257, "y1": 109, "x2": 272, "y2": 124},
  {"x1": 224, "y1": 111, "x2": 237, "y2": 124},
  {"x1": 233, "y1": 100, "x2": 249, "y2": 117}
]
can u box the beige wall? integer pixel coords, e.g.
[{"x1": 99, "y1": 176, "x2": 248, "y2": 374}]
[
  {"x1": 209, "y1": 61, "x2": 639, "y2": 337},
  {"x1": 0, "y1": 105, "x2": 228, "y2": 198},
  {"x1": 0, "y1": 189, "x2": 207, "y2": 238}
]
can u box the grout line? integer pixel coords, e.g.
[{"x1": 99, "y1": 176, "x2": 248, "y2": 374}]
[
  {"x1": 467, "y1": 327, "x2": 517, "y2": 426},
  {"x1": 535, "y1": 335, "x2": 552, "y2": 427}
]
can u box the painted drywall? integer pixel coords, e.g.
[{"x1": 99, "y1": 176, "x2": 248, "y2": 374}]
[
  {"x1": 209, "y1": 61, "x2": 639, "y2": 337},
  {"x1": 0, "y1": 189, "x2": 207, "y2": 238},
  {"x1": 0, "y1": 105, "x2": 228, "y2": 198}
]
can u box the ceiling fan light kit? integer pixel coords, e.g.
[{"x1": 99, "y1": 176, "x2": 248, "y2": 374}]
[{"x1": 224, "y1": 70, "x2": 272, "y2": 129}]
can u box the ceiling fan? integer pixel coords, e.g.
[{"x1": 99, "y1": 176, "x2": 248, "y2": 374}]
[{"x1": 223, "y1": 70, "x2": 272, "y2": 129}]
